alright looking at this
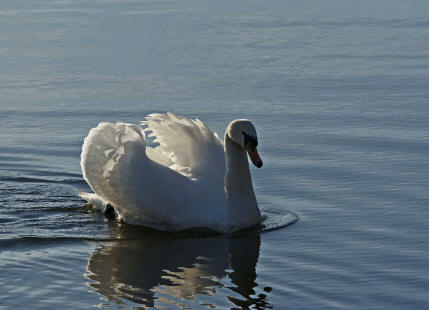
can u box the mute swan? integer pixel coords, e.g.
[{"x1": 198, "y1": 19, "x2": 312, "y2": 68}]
[{"x1": 79, "y1": 113, "x2": 263, "y2": 233}]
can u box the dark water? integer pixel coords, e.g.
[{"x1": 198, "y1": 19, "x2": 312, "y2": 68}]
[{"x1": 1, "y1": 0, "x2": 429, "y2": 309}]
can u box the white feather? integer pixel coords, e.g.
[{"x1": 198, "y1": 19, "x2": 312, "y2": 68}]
[
  {"x1": 77, "y1": 190, "x2": 107, "y2": 211},
  {"x1": 141, "y1": 112, "x2": 225, "y2": 183}
]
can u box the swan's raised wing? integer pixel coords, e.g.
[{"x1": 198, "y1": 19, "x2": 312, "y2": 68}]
[
  {"x1": 81, "y1": 122, "x2": 222, "y2": 228},
  {"x1": 141, "y1": 112, "x2": 225, "y2": 184},
  {"x1": 80, "y1": 122, "x2": 147, "y2": 213}
]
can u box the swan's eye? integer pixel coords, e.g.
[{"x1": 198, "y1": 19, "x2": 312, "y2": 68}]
[{"x1": 242, "y1": 131, "x2": 258, "y2": 148}]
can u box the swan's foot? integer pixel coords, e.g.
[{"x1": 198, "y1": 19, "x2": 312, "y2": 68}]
[{"x1": 104, "y1": 203, "x2": 116, "y2": 219}]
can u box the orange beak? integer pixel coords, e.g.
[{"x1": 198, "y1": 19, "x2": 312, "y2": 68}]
[{"x1": 246, "y1": 144, "x2": 263, "y2": 168}]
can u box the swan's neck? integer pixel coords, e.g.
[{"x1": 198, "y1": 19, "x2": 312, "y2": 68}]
[{"x1": 224, "y1": 134, "x2": 262, "y2": 232}]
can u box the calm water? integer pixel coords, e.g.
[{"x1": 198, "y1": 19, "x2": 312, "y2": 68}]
[{"x1": 1, "y1": 0, "x2": 429, "y2": 309}]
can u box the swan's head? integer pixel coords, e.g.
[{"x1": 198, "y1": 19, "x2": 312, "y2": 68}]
[{"x1": 227, "y1": 119, "x2": 263, "y2": 168}]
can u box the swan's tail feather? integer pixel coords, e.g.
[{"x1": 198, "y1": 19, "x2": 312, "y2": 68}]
[{"x1": 77, "y1": 190, "x2": 107, "y2": 211}]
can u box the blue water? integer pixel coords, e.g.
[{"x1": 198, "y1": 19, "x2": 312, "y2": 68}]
[{"x1": 1, "y1": 0, "x2": 429, "y2": 308}]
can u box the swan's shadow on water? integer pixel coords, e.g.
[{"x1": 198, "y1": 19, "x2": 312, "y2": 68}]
[{"x1": 84, "y1": 212, "x2": 297, "y2": 309}]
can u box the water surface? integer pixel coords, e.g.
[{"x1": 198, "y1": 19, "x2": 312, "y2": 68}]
[{"x1": 1, "y1": 0, "x2": 429, "y2": 309}]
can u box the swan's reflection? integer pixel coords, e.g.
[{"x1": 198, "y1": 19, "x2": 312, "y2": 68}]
[{"x1": 85, "y1": 224, "x2": 270, "y2": 309}]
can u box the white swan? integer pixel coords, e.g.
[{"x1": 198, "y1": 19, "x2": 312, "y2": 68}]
[{"x1": 79, "y1": 113, "x2": 263, "y2": 233}]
